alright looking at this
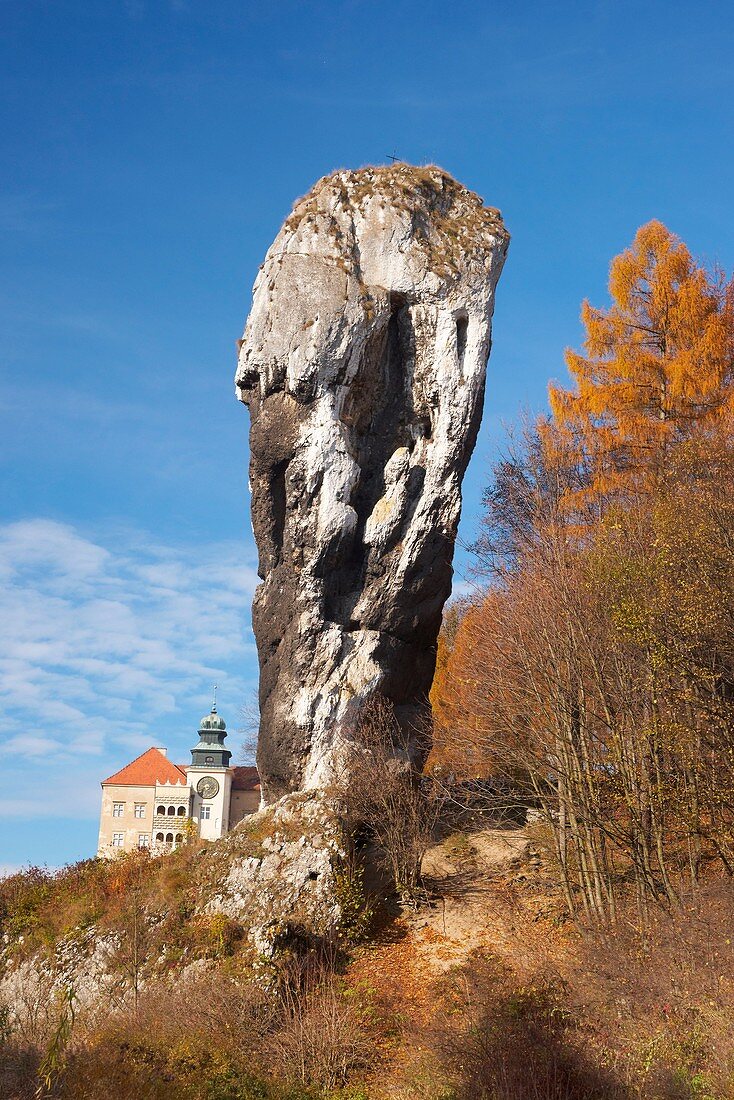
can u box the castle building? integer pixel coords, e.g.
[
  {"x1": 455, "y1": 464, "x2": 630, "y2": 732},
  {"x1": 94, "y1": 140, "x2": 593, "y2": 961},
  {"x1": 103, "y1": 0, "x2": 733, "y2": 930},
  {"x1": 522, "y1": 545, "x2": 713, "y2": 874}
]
[{"x1": 97, "y1": 701, "x2": 260, "y2": 856}]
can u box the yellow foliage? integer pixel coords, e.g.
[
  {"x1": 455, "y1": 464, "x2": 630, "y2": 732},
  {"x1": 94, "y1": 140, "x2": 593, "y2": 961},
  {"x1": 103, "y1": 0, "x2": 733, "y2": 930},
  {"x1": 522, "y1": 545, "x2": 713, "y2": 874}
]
[{"x1": 548, "y1": 220, "x2": 734, "y2": 514}]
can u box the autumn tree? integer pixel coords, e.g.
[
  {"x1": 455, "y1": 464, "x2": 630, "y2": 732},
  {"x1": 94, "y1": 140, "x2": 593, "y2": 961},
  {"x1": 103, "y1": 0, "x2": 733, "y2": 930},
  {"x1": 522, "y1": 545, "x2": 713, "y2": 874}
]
[
  {"x1": 429, "y1": 598, "x2": 473, "y2": 773},
  {"x1": 432, "y1": 418, "x2": 734, "y2": 924},
  {"x1": 107, "y1": 851, "x2": 154, "y2": 1015},
  {"x1": 548, "y1": 220, "x2": 734, "y2": 512},
  {"x1": 428, "y1": 223, "x2": 734, "y2": 926}
]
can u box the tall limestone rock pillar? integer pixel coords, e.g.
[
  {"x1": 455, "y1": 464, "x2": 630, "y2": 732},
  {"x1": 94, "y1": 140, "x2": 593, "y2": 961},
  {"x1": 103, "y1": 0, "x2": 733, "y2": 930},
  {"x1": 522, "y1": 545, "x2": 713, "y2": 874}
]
[{"x1": 236, "y1": 164, "x2": 509, "y2": 802}]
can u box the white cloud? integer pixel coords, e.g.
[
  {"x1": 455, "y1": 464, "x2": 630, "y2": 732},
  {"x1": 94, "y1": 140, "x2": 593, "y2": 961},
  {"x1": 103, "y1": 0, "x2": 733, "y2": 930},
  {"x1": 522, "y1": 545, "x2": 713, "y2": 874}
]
[{"x1": 0, "y1": 519, "x2": 260, "y2": 821}]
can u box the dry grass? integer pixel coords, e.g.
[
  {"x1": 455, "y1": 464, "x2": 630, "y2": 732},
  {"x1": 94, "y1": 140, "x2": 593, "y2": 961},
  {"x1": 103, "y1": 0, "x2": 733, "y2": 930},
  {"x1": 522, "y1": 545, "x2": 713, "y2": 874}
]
[{"x1": 5, "y1": 817, "x2": 734, "y2": 1098}]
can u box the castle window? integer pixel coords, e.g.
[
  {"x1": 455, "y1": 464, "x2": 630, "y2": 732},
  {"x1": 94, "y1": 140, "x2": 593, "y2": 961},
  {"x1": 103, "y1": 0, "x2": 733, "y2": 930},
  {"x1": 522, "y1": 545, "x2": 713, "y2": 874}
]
[
  {"x1": 138, "y1": 834, "x2": 150, "y2": 848},
  {"x1": 175, "y1": 833, "x2": 183, "y2": 845},
  {"x1": 167, "y1": 805, "x2": 176, "y2": 816},
  {"x1": 134, "y1": 804, "x2": 146, "y2": 819},
  {"x1": 112, "y1": 802, "x2": 124, "y2": 817},
  {"x1": 112, "y1": 833, "x2": 124, "y2": 847},
  {"x1": 165, "y1": 832, "x2": 174, "y2": 845},
  {"x1": 177, "y1": 805, "x2": 186, "y2": 816},
  {"x1": 201, "y1": 806, "x2": 211, "y2": 820},
  {"x1": 157, "y1": 805, "x2": 166, "y2": 816},
  {"x1": 155, "y1": 832, "x2": 164, "y2": 843}
]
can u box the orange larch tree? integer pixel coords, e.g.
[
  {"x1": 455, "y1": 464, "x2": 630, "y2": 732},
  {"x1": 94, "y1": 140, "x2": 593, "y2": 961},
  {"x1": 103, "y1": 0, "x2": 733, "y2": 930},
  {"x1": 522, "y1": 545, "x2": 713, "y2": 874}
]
[{"x1": 548, "y1": 220, "x2": 734, "y2": 511}]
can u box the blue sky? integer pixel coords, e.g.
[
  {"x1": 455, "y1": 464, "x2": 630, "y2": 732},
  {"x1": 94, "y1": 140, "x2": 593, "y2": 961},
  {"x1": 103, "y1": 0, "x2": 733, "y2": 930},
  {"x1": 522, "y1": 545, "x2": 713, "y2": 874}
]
[{"x1": 1, "y1": 0, "x2": 733, "y2": 871}]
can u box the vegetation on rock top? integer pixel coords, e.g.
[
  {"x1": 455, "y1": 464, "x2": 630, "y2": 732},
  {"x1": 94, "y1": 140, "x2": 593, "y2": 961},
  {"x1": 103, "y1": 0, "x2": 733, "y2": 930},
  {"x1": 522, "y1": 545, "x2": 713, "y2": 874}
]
[{"x1": 281, "y1": 161, "x2": 508, "y2": 279}]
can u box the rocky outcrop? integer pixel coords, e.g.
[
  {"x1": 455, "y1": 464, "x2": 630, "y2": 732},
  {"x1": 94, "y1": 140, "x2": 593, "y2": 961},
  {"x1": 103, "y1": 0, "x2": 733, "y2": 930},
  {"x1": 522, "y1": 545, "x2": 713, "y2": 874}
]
[
  {"x1": 208, "y1": 791, "x2": 344, "y2": 955},
  {"x1": 236, "y1": 163, "x2": 508, "y2": 802}
]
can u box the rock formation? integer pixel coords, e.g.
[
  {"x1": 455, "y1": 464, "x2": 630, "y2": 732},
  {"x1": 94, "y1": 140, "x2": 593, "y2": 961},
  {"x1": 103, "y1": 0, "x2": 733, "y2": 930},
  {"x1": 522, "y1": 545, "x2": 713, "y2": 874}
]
[
  {"x1": 236, "y1": 163, "x2": 508, "y2": 802},
  {"x1": 209, "y1": 791, "x2": 345, "y2": 952}
]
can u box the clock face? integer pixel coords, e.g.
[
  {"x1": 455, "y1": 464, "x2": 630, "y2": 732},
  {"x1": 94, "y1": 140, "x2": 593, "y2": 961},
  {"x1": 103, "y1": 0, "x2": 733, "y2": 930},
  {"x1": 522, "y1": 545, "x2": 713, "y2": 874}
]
[{"x1": 196, "y1": 776, "x2": 220, "y2": 800}]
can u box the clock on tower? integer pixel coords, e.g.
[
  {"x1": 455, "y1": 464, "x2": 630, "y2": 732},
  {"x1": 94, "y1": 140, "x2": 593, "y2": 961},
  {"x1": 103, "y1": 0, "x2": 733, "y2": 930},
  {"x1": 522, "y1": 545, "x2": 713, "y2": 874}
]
[{"x1": 188, "y1": 694, "x2": 233, "y2": 841}]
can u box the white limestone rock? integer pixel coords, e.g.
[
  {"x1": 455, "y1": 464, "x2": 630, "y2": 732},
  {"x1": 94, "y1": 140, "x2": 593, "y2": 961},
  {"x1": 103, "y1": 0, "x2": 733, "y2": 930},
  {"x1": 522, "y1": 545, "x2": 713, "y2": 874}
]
[
  {"x1": 236, "y1": 163, "x2": 509, "y2": 801},
  {"x1": 207, "y1": 792, "x2": 344, "y2": 950}
]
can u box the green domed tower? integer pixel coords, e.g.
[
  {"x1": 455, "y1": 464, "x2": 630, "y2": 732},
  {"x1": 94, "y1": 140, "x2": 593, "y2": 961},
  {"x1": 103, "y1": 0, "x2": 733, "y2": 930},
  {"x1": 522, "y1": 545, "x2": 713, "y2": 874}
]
[{"x1": 190, "y1": 699, "x2": 232, "y2": 769}]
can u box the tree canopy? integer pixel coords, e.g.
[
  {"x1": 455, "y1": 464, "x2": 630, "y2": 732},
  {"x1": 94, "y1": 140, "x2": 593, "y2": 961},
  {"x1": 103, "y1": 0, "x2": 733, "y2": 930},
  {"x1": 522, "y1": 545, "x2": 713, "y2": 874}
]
[{"x1": 547, "y1": 220, "x2": 734, "y2": 512}]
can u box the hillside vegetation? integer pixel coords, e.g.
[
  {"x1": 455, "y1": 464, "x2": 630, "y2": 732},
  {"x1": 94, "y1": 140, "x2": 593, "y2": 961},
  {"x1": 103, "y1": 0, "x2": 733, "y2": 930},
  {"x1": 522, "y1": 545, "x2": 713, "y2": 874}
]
[{"x1": 3, "y1": 221, "x2": 734, "y2": 1099}]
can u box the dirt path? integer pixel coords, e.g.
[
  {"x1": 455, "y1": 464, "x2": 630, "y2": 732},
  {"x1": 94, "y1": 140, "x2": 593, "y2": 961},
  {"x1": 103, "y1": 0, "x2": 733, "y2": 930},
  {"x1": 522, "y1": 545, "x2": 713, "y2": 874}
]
[
  {"x1": 353, "y1": 823, "x2": 569, "y2": 984},
  {"x1": 408, "y1": 825, "x2": 532, "y2": 972}
]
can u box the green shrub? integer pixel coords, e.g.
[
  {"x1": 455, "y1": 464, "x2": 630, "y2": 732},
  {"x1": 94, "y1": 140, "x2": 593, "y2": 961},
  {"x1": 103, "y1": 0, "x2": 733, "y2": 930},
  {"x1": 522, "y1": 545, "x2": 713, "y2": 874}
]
[{"x1": 333, "y1": 863, "x2": 374, "y2": 945}]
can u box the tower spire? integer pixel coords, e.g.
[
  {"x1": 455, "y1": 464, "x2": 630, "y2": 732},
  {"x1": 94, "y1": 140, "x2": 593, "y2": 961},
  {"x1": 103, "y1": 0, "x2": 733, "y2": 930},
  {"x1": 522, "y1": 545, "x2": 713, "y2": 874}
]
[{"x1": 190, "y1": 693, "x2": 230, "y2": 769}]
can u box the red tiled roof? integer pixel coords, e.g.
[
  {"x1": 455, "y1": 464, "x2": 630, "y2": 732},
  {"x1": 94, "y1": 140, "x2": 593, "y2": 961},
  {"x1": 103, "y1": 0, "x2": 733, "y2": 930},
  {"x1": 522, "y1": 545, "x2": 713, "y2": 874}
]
[
  {"x1": 231, "y1": 766, "x2": 260, "y2": 792},
  {"x1": 103, "y1": 747, "x2": 187, "y2": 787},
  {"x1": 102, "y1": 749, "x2": 260, "y2": 792}
]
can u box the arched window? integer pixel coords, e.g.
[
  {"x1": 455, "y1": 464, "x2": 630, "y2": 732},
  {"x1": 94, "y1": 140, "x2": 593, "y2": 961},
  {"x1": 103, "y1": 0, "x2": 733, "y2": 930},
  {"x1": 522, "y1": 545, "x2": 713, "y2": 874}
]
[
  {"x1": 157, "y1": 805, "x2": 166, "y2": 816},
  {"x1": 165, "y1": 832, "x2": 174, "y2": 845},
  {"x1": 167, "y1": 805, "x2": 176, "y2": 816},
  {"x1": 155, "y1": 832, "x2": 164, "y2": 843},
  {"x1": 177, "y1": 805, "x2": 186, "y2": 816},
  {"x1": 175, "y1": 833, "x2": 183, "y2": 845}
]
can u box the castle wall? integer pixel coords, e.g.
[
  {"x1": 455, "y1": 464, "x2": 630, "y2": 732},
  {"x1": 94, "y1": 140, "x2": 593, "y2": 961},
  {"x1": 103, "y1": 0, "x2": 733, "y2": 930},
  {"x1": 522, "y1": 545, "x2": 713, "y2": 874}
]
[
  {"x1": 97, "y1": 783, "x2": 157, "y2": 856},
  {"x1": 228, "y1": 788, "x2": 260, "y2": 828}
]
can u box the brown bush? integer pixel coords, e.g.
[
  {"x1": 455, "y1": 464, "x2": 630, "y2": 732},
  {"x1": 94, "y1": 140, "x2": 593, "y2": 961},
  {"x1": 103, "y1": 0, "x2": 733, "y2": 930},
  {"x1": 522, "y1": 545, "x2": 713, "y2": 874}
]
[
  {"x1": 338, "y1": 695, "x2": 440, "y2": 905},
  {"x1": 266, "y1": 974, "x2": 377, "y2": 1092},
  {"x1": 0, "y1": 1040, "x2": 38, "y2": 1100},
  {"x1": 576, "y1": 883, "x2": 734, "y2": 1096},
  {"x1": 426, "y1": 953, "x2": 626, "y2": 1100},
  {"x1": 19, "y1": 953, "x2": 380, "y2": 1098}
]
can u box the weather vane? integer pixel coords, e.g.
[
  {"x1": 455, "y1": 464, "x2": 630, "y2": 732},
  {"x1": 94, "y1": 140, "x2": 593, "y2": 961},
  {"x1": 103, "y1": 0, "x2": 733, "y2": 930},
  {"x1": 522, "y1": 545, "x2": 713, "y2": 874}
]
[{"x1": 212, "y1": 683, "x2": 218, "y2": 711}]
